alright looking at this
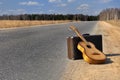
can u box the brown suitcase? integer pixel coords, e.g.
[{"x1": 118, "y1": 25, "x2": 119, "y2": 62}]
[{"x1": 67, "y1": 34, "x2": 103, "y2": 60}]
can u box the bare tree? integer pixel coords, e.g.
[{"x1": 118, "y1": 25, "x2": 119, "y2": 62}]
[{"x1": 99, "y1": 8, "x2": 120, "y2": 21}]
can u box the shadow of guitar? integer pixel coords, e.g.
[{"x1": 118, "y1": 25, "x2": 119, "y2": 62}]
[
  {"x1": 104, "y1": 53, "x2": 120, "y2": 64},
  {"x1": 106, "y1": 53, "x2": 120, "y2": 57}
]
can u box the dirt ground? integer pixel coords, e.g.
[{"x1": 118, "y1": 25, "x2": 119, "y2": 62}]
[{"x1": 61, "y1": 21, "x2": 120, "y2": 80}]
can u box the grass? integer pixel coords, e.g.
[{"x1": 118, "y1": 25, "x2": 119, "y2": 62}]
[
  {"x1": 106, "y1": 20, "x2": 120, "y2": 27},
  {"x1": 0, "y1": 20, "x2": 71, "y2": 28}
]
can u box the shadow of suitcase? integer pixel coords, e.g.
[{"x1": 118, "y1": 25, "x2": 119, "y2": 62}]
[{"x1": 67, "y1": 34, "x2": 103, "y2": 60}]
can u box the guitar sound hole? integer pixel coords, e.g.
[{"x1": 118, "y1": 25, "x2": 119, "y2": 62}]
[
  {"x1": 92, "y1": 53, "x2": 100, "y2": 55},
  {"x1": 87, "y1": 45, "x2": 91, "y2": 48}
]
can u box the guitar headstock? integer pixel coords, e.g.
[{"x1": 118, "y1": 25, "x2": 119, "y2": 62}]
[{"x1": 69, "y1": 25, "x2": 88, "y2": 45}]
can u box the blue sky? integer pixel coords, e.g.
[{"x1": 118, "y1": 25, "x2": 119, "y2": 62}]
[{"x1": 0, "y1": 0, "x2": 120, "y2": 15}]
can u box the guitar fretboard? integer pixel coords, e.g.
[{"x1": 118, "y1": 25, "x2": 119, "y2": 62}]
[{"x1": 70, "y1": 26, "x2": 89, "y2": 46}]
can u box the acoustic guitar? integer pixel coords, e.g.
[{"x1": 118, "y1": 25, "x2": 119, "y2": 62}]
[{"x1": 70, "y1": 26, "x2": 106, "y2": 64}]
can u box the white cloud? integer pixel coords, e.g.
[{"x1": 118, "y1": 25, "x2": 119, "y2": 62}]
[
  {"x1": 76, "y1": 4, "x2": 89, "y2": 14},
  {"x1": 49, "y1": 10, "x2": 55, "y2": 12},
  {"x1": 9, "y1": 9, "x2": 27, "y2": 14},
  {"x1": 31, "y1": 11, "x2": 44, "y2": 14},
  {"x1": 101, "y1": 0, "x2": 112, "y2": 3},
  {"x1": 58, "y1": 3, "x2": 67, "y2": 7},
  {"x1": 48, "y1": 10, "x2": 55, "y2": 14},
  {"x1": 68, "y1": 0, "x2": 75, "y2": 3},
  {"x1": 48, "y1": 0, "x2": 61, "y2": 3},
  {"x1": 17, "y1": 9, "x2": 26, "y2": 13},
  {"x1": 77, "y1": 4, "x2": 89, "y2": 10},
  {"x1": 0, "y1": 9, "x2": 27, "y2": 15},
  {"x1": 19, "y1": 1, "x2": 39, "y2": 6},
  {"x1": 48, "y1": 0, "x2": 55, "y2": 2},
  {"x1": 94, "y1": 9, "x2": 102, "y2": 15}
]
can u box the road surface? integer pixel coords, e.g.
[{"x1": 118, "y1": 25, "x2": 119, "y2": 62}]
[{"x1": 0, "y1": 21, "x2": 98, "y2": 80}]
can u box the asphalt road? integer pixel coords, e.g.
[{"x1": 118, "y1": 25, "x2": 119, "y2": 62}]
[{"x1": 0, "y1": 21, "x2": 98, "y2": 80}]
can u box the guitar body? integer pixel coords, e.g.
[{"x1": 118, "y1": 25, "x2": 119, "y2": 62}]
[{"x1": 77, "y1": 42, "x2": 106, "y2": 64}]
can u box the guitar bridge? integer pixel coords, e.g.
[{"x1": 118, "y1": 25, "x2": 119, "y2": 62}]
[{"x1": 92, "y1": 53, "x2": 100, "y2": 55}]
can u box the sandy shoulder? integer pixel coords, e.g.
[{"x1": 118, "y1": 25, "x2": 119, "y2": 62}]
[{"x1": 61, "y1": 21, "x2": 120, "y2": 80}]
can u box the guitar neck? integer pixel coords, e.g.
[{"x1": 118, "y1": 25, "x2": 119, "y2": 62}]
[{"x1": 70, "y1": 26, "x2": 89, "y2": 45}]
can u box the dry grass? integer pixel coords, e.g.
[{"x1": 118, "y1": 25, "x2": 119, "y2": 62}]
[
  {"x1": 106, "y1": 20, "x2": 120, "y2": 27},
  {"x1": 0, "y1": 20, "x2": 71, "y2": 28}
]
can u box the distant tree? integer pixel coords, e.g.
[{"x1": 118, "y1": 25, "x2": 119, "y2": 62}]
[
  {"x1": 99, "y1": 8, "x2": 120, "y2": 20},
  {"x1": 0, "y1": 14, "x2": 99, "y2": 21}
]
